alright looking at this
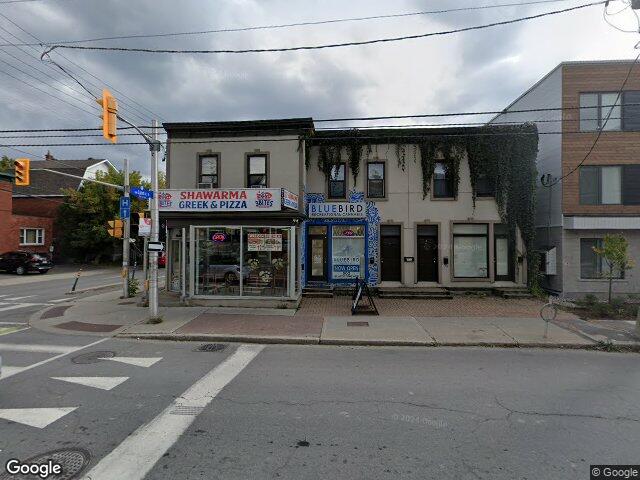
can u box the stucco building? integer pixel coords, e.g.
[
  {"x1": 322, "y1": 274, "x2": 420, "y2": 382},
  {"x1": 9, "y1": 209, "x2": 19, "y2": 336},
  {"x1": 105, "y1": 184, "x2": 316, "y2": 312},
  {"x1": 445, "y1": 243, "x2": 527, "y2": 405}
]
[{"x1": 161, "y1": 119, "x2": 533, "y2": 307}]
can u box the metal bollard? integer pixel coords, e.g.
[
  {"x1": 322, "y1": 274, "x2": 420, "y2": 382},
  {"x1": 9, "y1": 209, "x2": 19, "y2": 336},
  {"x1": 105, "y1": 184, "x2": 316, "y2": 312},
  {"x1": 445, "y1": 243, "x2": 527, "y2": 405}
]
[{"x1": 69, "y1": 267, "x2": 83, "y2": 293}]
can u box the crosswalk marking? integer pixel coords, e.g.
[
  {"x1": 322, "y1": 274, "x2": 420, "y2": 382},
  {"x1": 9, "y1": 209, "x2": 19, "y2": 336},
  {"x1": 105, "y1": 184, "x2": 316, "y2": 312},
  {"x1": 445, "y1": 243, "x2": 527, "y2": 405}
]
[
  {"x1": 0, "y1": 343, "x2": 76, "y2": 354},
  {"x1": 0, "y1": 302, "x2": 53, "y2": 312},
  {"x1": 6, "y1": 296, "x2": 35, "y2": 301},
  {"x1": 0, "y1": 338, "x2": 109, "y2": 383},
  {"x1": 100, "y1": 357, "x2": 163, "y2": 368},
  {"x1": 52, "y1": 376, "x2": 129, "y2": 391},
  {"x1": 0, "y1": 407, "x2": 78, "y2": 429},
  {"x1": 82, "y1": 344, "x2": 264, "y2": 480}
]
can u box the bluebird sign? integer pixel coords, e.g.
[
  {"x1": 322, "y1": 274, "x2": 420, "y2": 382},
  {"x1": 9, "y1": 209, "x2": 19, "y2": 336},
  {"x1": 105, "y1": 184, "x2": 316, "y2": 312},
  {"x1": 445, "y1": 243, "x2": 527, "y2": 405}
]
[{"x1": 131, "y1": 186, "x2": 153, "y2": 200}]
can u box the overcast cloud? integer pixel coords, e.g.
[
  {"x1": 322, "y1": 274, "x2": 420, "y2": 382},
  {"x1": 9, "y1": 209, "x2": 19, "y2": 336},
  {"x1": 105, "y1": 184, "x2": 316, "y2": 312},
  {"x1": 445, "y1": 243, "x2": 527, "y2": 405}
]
[{"x1": 0, "y1": 0, "x2": 637, "y2": 177}]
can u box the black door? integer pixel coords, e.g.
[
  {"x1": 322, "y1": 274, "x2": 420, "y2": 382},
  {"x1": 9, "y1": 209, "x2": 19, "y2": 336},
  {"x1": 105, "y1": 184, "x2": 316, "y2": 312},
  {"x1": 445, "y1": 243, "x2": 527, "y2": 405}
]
[
  {"x1": 306, "y1": 226, "x2": 328, "y2": 282},
  {"x1": 380, "y1": 225, "x2": 401, "y2": 282},
  {"x1": 417, "y1": 225, "x2": 439, "y2": 282}
]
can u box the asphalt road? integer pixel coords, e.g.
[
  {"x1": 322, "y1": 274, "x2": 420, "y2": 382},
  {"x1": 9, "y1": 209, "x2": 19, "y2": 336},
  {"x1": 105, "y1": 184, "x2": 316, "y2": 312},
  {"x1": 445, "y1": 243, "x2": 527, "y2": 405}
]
[
  {"x1": 0, "y1": 267, "x2": 125, "y2": 325},
  {"x1": 0, "y1": 326, "x2": 638, "y2": 479}
]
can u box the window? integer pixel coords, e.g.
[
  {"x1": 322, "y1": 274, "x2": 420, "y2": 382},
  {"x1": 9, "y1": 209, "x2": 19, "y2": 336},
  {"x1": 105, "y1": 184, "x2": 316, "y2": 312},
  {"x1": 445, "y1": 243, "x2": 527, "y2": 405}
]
[
  {"x1": 328, "y1": 162, "x2": 346, "y2": 199},
  {"x1": 331, "y1": 224, "x2": 365, "y2": 280},
  {"x1": 579, "y1": 166, "x2": 622, "y2": 205},
  {"x1": 198, "y1": 155, "x2": 218, "y2": 187},
  {"x1": 433, "y1": 162, "x2": 455, "y2": 198},
  {"x1": 580, "y1": 238, "x2": 624, "y2": 280},
  {"x1": 247, "y1": 155, "x2": 267, "y2": 188},
  {"x1": 367, "y1": 162, "x2": 385, "y2": 198},
  {"x1": 622, "y1": 91, "x2": 640, "y2": 131},
  {"x1": 580, "y1": 93, "x2": 621, "y2": 132},
  {"x1": 452, "y1": 224, "x2": 489, "y2": 278},
  {"x1": 475, "y1": 173, "x2": 494, "y2": 197},
  {"x1": 20, "y1": 228, "x2": 44, "y2": 246},
  {"x1": 622, "y1": 165, "x2": 640, "y2": 205}
]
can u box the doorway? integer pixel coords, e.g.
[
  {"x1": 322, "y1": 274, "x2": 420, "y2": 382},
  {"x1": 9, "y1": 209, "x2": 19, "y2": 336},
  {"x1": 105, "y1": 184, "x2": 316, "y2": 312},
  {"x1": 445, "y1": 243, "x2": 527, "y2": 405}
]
[
  {"x1": 380, "y1": 225, "x2": 402, "y2": 282},
  {"x1": 307, "y1": 225, "x2": 328, "y2": 282},
  {"x1": 417, "y1": 225, "x2": 439, "y2": 282},
  {"x1": 494, "y1": 224, "x2": 514, "y2": 281}
]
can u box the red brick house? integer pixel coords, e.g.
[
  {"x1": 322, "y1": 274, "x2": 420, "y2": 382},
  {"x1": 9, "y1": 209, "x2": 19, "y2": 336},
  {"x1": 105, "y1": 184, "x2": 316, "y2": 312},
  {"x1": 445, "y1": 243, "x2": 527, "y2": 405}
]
[
  {"x1": 0, "y1": 171, "x2": 54, "y2": 256},
  {"x1": 3, "y1": 154, "x2": 117, "y2": 261}
]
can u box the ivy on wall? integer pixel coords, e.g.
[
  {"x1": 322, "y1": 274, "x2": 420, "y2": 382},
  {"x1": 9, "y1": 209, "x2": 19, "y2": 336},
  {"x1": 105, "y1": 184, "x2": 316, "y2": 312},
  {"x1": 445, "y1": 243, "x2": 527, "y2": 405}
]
[{"x1": 304, "y1": 124, "x2": 540, "y2": 286}]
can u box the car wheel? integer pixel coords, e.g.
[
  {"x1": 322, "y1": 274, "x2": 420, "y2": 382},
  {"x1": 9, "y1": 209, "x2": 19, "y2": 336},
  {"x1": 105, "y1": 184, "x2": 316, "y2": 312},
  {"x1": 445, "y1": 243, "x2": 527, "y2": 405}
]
[
  {"x1": 224, "y1": 272, "x2": 237, "y2": 284},
  {"x1": 15, "y1": 266, "x2": 25, "y2": 275}
]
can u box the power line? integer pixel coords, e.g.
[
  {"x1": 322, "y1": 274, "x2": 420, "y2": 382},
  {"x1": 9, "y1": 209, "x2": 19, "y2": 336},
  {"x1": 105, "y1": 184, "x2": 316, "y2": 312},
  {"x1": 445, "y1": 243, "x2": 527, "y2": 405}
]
[
  {"x1": 0, "y1": 11, "x2": 165, "y2": 123},
  {"x1": 43, "y1": 1, "x2": 605, "y2": 55},
  {"x1": 6, "y1": 0, "x2": 578, "y2": 47},
  {"x1": 550, "y1": 50, "x2": 640, "y2": 186}
]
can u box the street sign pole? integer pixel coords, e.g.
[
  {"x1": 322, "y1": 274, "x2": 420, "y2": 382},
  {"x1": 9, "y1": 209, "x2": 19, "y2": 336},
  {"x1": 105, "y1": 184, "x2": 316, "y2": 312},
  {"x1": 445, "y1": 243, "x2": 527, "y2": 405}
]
[
  {"x1": 149, "y1": 119, "x2": 160, "y2": 320},
  {"x1": 122, "y1": 158, "x2": 130, "y2": 298}
]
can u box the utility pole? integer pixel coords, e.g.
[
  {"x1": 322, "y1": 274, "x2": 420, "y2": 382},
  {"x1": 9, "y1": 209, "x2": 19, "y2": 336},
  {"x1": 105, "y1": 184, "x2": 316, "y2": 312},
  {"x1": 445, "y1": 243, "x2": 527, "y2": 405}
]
[
  {"x1": 122, "y1": 158, "x2": 130, "y2": 298},
  {"x1": 149, "y1": 119, "x2": 160, "y2": 319}
]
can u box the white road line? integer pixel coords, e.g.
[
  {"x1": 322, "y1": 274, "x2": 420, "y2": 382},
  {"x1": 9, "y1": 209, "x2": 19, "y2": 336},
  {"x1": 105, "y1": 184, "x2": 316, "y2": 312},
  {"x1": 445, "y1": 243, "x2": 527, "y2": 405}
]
[
  {"x1": 0, "y1": 322, "x2": 28, "y2": 325},
  {"x1": 5, "y1": 296, "x2": 35, "y2": 301},
  {"x1": 0, "y1": 327, "x2": 30, "y2": 337},
  {"x1": 51, "y1": 376, "x2": 129, "y2": 391},
  {"x1": 0, "y1": 294, "x2": 8, "y2": 298},
  {"x1": 0, "y1": 407, "x2": 78, "y2": 429},
  {"x1": 49, "y1": 298, "x2": 72, "y2": 303},
  {"x1": 82, "y1": 344, "x2": 264, "y2": 480},
  {"x1": 0, "y1": 343, "x2": 76, "y2": 354},
  {"x1": 0, "y1": 302, "x2": 53, "y2": 311},
  {"x1": 100, "y1": 356, "x2": 162, "y2": 368},
  {"x1": 0, "y1": 337, "x2": 109, "y2": 382}
]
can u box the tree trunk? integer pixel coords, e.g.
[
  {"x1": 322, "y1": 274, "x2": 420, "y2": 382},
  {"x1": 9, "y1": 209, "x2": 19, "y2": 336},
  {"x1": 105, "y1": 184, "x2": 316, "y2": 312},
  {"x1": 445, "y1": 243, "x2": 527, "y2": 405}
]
[{"x1": 608, "y1": 265, "x2": 613, "y2": 304}]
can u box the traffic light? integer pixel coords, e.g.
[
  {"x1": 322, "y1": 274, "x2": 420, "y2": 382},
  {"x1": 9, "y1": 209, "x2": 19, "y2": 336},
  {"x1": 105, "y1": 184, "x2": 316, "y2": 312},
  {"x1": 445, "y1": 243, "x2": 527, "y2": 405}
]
[
  {"x1": 107, "y1": 219, "x2": 123, "y2": 238},
  {"x1": 97, "y1": 89, "x2": 117, "y2": 143},
  {"x1": 14, "y1": 158, "x2": 30, "y2": 186}
]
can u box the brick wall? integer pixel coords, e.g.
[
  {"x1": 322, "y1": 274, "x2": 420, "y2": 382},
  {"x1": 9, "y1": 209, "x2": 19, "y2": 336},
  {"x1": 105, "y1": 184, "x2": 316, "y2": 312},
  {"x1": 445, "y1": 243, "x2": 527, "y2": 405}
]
[
  {"x1": 0, "y1": 180, "x2": 55, "y2": 255},
  {"x1": 562, "y1": 62, "x2": 640, "y2": 216},
  {"x1": 12, "y1": 196, "x2": 61, "y2": 218}
]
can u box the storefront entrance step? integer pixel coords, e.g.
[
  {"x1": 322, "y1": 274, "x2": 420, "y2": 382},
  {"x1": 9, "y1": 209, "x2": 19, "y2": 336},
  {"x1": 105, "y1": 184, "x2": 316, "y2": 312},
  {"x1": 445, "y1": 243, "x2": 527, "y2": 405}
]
[
  {"x1": 377, "y1": 287, "x2": 453, "y2": 299},
  {"x1": 201, "y1": 307, "x2": 296, "y2": 317}
]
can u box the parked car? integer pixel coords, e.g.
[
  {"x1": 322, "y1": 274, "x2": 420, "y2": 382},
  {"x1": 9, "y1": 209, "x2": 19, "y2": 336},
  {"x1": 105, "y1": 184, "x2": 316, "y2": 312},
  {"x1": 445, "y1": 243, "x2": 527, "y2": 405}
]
[{"x1": 0, "y1": 251, "x2": 52, "y2": 275}]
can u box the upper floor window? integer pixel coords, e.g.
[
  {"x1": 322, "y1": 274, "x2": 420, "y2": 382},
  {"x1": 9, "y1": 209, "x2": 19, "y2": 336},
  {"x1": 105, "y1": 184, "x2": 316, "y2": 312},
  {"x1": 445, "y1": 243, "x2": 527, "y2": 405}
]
[
  {"x1": 579, "y1": 166, "x2": 621, "y2": 205},
  {"x1": 198, "y1": 155, "x2": 218, "y2": 188},
  {"x1": 328, "y1": 162, "x2": 346, "y2": 199},
  {"x1": 579, "y1": 165, "x2": 640, "y2": 205},
  {"x1": 433, "y1": 162, "x2": 455, "y2": 198},
  {"x1": 367, "y1": 162, "x2": 385, "y2": 198},
  {"x1": 475, "y1": 172, "x2": 494, "y2": 197},
  {"x1": 579, "y1": 91, "x2": 640, "y2": 132},
  {"x1": 247, "y1": 155, "x2": 267, "y2": 188},
  {"x1": 20, "y1": 228, "x2": 44, "y2": 246}
]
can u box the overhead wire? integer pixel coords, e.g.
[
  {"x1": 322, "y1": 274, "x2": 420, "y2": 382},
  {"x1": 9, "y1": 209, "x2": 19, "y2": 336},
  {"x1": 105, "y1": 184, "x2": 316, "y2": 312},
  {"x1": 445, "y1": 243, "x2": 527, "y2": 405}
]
[{"x1": 42, "y1": 1, "x2": 606, "y2": 55}]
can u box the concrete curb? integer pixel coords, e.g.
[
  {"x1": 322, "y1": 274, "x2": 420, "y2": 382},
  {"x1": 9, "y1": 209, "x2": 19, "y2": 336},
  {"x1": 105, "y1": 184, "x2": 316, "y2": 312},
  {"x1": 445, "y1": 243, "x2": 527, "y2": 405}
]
[
  {"x1": 65, "y1": 283, "x2": 120, "y2": 295},
  {"x1": 115, "y1": 333, "x2": 640, "y2": 352}
]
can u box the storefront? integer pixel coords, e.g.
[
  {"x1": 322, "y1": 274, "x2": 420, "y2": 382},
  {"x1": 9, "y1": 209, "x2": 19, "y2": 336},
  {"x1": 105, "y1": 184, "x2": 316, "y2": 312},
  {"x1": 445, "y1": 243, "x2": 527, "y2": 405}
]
[
  {"x1": 161, "y1": 188, "x2": 302, "y2": 301},
  {"x1": 303, "y1": 193, "x2": 380, "y2": 286}
]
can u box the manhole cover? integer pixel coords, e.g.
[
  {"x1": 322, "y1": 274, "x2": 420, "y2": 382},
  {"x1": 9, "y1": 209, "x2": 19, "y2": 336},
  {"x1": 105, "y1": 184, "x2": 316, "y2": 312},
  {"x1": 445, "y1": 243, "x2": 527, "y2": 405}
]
[
  {"x1": 196, "y1": 343, "x2": 227, "y2": 352},
  {"x1": 0, "y1": 447, "x2": 91, "y2": 479},
  {"x1": 71, "y1": 351, "x2": 115, "y2": 364}
]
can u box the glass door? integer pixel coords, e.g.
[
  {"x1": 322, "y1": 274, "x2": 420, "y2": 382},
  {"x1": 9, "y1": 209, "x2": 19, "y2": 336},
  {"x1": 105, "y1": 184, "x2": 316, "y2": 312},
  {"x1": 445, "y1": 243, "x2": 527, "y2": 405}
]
[{"x1": 307, "y1": 226, "x2": 327, "y2": 282}]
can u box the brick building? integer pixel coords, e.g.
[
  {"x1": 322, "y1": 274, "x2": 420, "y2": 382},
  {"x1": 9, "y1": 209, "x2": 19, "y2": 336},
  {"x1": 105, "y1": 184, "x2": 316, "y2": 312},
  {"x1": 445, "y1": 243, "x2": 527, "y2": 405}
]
[
  {"x1": 0, "y1": 172, "x2": 54, "y2": 256},
  {"x1": 492, "y1": 60, "x2": 640, "y2": 299},
  {"x1": 2, "y1": 154, "x2": 117, "y2": 261}
]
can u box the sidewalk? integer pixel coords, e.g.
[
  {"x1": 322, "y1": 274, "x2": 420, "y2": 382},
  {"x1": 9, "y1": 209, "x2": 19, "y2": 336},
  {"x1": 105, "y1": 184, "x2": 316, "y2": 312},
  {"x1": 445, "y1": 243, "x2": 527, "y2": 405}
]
[{"x1": 28, "y1": 290, "x2": 640, "y2": 349}]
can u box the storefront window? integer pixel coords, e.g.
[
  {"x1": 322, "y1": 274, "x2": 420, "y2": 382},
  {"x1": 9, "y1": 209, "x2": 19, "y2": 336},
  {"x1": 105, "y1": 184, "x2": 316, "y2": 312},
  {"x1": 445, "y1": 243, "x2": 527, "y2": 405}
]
[
  {"x1": 453, "y1": 224, "x2": 489, "y2": 278},
  {"x1": 195, "y1": 227, "x2": 241, "y2": 296},
  {"x1": 331, "y1": 224, "x2": 365, "y2": 280},
  {"x1": 242, "y1": 227, "x2": 289, "y2": 297},
  {"x1": 192, "y1": 226, "x2": 292, "y2": 297}
]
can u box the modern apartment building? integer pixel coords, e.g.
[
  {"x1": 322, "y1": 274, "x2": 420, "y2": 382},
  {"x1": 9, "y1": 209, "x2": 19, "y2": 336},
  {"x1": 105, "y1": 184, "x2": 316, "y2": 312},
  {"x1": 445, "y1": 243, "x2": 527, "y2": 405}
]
[
  {"x1": 161, "y1": 119, "x2": 535, "y2": 307},
  {"x1": 492, "y1": 60, "x2": 640, "y2": 299}
]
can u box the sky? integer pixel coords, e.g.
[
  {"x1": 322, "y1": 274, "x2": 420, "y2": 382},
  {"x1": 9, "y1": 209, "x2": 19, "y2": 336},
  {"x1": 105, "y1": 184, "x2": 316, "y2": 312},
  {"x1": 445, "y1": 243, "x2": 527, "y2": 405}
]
[{"x1": 0, "y1": 0, "x2": 637, "y2": 179}]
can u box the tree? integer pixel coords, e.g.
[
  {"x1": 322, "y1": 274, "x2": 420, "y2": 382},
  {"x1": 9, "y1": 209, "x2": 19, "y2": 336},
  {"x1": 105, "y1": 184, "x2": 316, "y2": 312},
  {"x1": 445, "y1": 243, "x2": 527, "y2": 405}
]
[
  {"x1": 0, "y1": 155, "x2": 13, "y2": 173},
  {"x1": 55, "y1": 168, "x2": 150, "y2": 263},
  {"x1": 592, "y1": 234, "x2": 634, "y2": 304}
]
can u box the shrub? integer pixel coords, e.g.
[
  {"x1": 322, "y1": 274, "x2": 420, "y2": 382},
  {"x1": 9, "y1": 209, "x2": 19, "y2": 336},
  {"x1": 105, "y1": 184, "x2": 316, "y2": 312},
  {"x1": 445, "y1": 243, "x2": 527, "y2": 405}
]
[{"x1": 128, "y1": 278, "x2": 139, "y2": 297}]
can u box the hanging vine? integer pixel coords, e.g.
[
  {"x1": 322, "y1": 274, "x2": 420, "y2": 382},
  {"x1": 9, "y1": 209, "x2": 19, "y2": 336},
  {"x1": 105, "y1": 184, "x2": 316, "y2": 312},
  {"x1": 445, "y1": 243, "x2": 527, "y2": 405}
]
[{"x1": 303, "y1": 123, "x2": 539, "y2": 285}]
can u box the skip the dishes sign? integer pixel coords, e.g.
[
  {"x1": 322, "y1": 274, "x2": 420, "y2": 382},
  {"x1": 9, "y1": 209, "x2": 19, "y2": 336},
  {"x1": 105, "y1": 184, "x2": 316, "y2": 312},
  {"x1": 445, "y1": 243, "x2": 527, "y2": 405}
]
[{"x1": 159, "y1": 189, "x2": 282, "y2": 212}]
